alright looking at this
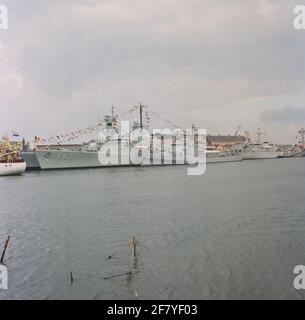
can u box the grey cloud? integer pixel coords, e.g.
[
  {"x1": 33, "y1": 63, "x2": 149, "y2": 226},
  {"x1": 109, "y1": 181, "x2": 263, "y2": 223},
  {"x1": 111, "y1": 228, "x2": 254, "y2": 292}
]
[
  {"x1": 260, "y1": 106, "x2": 305, "y2": 123},
  {"x1": 0, "y1": 0, "x2": 305, "y2": 143},
  {"x1": 3, "y1": 0, "x2": 305, "y2": 99}
]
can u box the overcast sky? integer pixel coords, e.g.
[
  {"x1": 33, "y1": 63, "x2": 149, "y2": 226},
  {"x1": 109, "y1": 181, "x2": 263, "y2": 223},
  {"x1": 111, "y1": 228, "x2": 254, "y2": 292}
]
[{"x1": 1, "y1": 0, "x2": 305, "y2": 143}]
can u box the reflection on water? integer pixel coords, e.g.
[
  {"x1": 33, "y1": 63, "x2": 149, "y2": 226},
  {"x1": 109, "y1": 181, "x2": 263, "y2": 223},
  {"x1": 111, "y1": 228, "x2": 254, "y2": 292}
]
[{"x1": 0, "y1": 158, "x2": 305, "y2": 299}]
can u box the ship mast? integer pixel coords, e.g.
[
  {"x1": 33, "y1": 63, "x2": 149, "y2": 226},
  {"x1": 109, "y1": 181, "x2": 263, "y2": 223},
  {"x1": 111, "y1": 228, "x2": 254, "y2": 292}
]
[
  {"x1": 256, "y1": 128, "x2": 266, "y2": 143},
  {"x1": 298, "y1": 128, "x2": 305, "y2": 144},
  {"x1": 111, "y1": 105, "x2": 115, "y2": 118},
  {"x1": 139, "y1": 103, "x2": 143, "y2": 130},
  {"x1": 110, "y1": 105, "x2": 118, "y2": 128},
  {"x1": 135, "y1": 102, "x2": 147, "y2": 130}
]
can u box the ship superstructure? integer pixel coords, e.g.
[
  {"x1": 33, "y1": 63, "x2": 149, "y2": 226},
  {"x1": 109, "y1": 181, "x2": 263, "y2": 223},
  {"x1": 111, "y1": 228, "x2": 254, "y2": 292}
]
[
  {"x1": 242, "y1": 129, "x2": 278, "y2": 160},
  {"x1": 295, "y1": 128, "x2": 305, "y2": 157}
]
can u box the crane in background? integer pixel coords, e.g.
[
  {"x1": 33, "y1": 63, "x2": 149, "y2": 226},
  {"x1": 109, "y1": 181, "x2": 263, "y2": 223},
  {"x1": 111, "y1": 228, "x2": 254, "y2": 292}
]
[{"x1": 233, "y1": 125, "x2": 242, "y2": 136}]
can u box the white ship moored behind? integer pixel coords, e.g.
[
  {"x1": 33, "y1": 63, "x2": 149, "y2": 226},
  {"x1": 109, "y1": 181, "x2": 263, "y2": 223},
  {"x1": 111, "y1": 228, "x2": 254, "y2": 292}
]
[
  {"x1": 206, "y1": 148, "x2": 243, "y2": 163},
  {"x1": 242, "y1": 143, "x2": 279, "y2": 160},
  {"x1": 242, "y1": 129, "x2": 278, "y2": 160}
]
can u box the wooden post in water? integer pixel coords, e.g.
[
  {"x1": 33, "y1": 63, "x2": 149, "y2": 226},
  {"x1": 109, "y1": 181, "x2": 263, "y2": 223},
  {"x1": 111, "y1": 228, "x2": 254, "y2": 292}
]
[
  {"x1": 70, "y1": 272, "x2": 74, "y2": 286},
  {"x1": 131, "y1": 237, "x2": 139, "y2": 257},
  {"x1": 0, "y1": 235, "x2": 10, "y2": 264}
]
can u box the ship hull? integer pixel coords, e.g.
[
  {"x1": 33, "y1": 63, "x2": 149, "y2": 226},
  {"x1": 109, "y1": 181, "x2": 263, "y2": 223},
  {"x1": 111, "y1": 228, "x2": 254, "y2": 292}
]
[
  {"x1": 35, "y1": 150, "x2": 134, "y2": 170},
  {"x1": 278, "y1": 155, "x2": 295, "y2": 158},
  {"x1": 36, "y1": 149, "x2": 244, "y2": 170},
  {"x1": 242, "y1": 151, "x2": 278, "y2": 160},
  {"x1": 0, "y1": 162, "x2": 26, "y2": 176},
  {"x1": 206, "y1": 155, "x2": 243, "y2": 163},
  {"x1": 21, "y1": 152, "x2": 41, "y2": 170},
  {"x1": 141, "y1": 155, "x2": 243, "y2": 165},
  {"x1": 295, "y1": 150, "x2": 305, "y2": 157}
]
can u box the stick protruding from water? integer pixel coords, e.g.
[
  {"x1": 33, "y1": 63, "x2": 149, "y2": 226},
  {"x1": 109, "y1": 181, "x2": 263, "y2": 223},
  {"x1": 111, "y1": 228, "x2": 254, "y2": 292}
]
[
  {"x1": 130, "y1": 237, "x2": 139, "y2": 257},
  {"x1": 0, "y1": 235, "x2": 10, "y2": 264},
  {"x1": 70, "y1": 271, "x2": 74, "y2": 286}
]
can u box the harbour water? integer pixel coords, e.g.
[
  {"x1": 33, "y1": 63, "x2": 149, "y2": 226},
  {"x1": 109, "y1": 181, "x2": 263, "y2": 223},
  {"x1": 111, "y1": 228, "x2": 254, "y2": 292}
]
[{"x1": 1, "y1": 158, "x2": 305, "y2": 299}]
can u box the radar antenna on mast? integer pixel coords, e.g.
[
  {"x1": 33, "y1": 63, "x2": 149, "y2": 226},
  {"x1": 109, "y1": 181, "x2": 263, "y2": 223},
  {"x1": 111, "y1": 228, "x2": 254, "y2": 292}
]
[
  {"x1": 133, "y1": 102, "x2": 148, "y2": 130},
  {"x1": 297, "y1": 128, "x2": 305, "y2": 144},
  {"x1": 255, "y1": 128, "x2": 266, "y2": 143}
]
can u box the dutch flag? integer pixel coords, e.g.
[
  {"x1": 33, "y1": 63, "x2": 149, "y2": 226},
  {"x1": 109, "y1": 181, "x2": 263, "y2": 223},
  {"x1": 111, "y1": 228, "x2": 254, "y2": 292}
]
[{"x1": 11, "y1": 131, "x2": 20, "y2": 137}]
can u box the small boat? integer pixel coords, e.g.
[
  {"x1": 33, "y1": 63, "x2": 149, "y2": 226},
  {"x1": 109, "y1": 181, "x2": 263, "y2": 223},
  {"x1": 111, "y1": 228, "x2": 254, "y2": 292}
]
[
  {"x1": 0, "y1": 139, "x2": 26, "y2": 176},
  {"x1": 0, "y1": 158, "x2": 26, "y2": 176}
]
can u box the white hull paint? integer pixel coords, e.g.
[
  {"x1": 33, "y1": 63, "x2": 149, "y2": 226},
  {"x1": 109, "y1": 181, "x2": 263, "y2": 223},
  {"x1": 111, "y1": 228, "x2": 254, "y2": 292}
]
[
  {"x1": 141, "y1": 155, "x2": 243, "y2": 166},
  {"x1": 0, "y1": 162, "x2": 26, "y2": 176},
  {"x1": 206, "y1": 155, "x2": 243, "y2": 163},
  {"x1": 295, "y1": 150, "x2": 305, "y2": 157}
]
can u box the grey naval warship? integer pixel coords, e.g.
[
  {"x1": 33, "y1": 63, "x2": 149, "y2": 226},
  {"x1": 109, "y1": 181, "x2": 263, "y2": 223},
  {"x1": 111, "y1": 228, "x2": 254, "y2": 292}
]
[
  {"x1": 31, "y1": 112, "x2": 132, "y2": 170},
  {"x1": 21, "y1": 105, "x2": 244, "y2": 170},
  {"x1": 22, "y1": 105, "x2": 153, "y2": 170}
]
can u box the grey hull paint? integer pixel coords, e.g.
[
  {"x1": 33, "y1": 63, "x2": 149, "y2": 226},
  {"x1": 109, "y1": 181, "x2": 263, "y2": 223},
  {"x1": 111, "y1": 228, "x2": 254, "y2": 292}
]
[
  {"x1": 242, "y1": 151, "x2": 278, "y2": 160},
  {"x1": 20, "y1": 152, "x2": 41, "y2": 170},
  {"x1": 35, "y1": 150, "x2": 135, "y2": 170},
  {"x1": 35, "y1": 149, "x2": 243, "y2": 170}
]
